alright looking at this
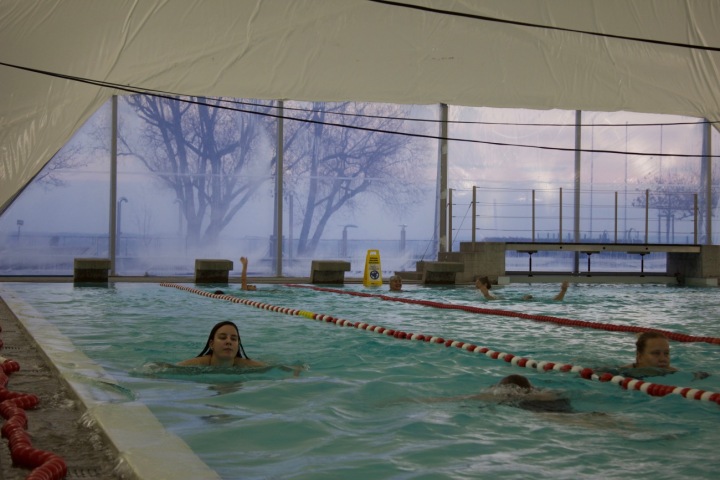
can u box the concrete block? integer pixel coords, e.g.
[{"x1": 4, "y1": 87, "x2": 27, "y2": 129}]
[
  {"x1": 74, "y1": 258, "x2": 111, "y2": 284},
  {"x1": 420, "y1": 261, "x2": 465, "y2": 285},
  {"x1": 310, "y1": 260, "x2": 351, "y2": 284},
  {"x1": 195, "y1": 259, "x2": 234, "y2": 284}
]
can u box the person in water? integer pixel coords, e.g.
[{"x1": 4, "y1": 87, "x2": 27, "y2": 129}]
[
  {"x1": 476, "y1": 276, "x2": 569, "y2": 301},
  {"x1": 471, "y1": 374, "x2": 574, "y2": 413},
  {"x1": 621, "y1": 331, "x2": 676, "y2": 371},
  {"x1": 178, "y1": 320, "x2": 266, "y2": 368},
  {"x1": 598, "y1": 331, "x2": 708, "y2": 380},
  {"x1": 388, "y1": 275, "x2": 403, "y2": 292},
  {"x1": 420, "y1": 374, "x2": 573, "y2": 414}
]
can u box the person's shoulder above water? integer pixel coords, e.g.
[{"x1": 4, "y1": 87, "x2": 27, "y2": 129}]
[
  {"x1": 621, "y1": 331, "x2": 677, "y2": 372},
  {"x1": 177, "y1": 320, "x2": 266, "y2": 368},
  {"x1": 176, "y1": 320, "x2": 305, "y2": 376}
]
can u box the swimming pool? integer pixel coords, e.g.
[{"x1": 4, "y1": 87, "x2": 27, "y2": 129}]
[{"x1": 2, "y1": 281, "x2": 719, "y2": 479}]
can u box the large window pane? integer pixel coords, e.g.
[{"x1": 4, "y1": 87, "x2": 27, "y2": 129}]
[{"x1": 0, "y1": 103, "x2": 111, "y2": 275}]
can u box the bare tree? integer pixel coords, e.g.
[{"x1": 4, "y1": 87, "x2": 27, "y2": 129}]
[
  {"x1": 281, "y1": 102, "x2": 430, "y2": 255},
  {"x1": 120, "y1": 95, "x2": 274, "y2": 247},
  {"x1": 34, "y1": 142, "x2": 88, "y2": 188},
  {"x1": 632, "y1": 170, "x2": 718, "y2": 242}
]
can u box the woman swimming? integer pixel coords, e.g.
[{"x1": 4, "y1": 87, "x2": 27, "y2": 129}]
[{"x1": 178, "y1": 320, "x2": 266, "y2": 368}]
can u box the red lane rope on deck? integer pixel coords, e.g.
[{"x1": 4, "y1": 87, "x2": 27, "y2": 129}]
[
  {"x1": 284, "y1": 284, "x2": 720, "y2": 345},
  {"x1": 0, "y1": 327, "x2": 68, "y2": 480},
  {"x1": 161, "y1": 283, "x2": 720, "y2": 407}
]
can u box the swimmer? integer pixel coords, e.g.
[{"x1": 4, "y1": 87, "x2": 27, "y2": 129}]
[
  {"x1": 418, "y1": 374, "x2": 573, "y2": 413},
  {"x1": 240, "y1": 256, "x2": 257, "y2": 291},
  {"x1": 621, "y1": 331, "x2": 677, "y2": 372},
  {"x1": 178, "y1": 321, "x2": 265, "y2": 368},
  {"x1": 388, "y1": 275, "x2": 403, "y2": 292},
  {"x1": 475, "y1": 276, "x2": 498, "y2": 300},
  {"x1": 598, "y1": 331, "x2": 709, "y2": 380},
  {"x1": 471, "y1": 374, "x2": 574, "y2": 413},
  {"x1": 476, "y1": 277, "x2": 569, "y2": 302}
]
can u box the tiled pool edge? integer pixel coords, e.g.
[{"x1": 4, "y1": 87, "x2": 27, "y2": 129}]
[{"x1": 1, "y1": 288, "x2": 221, "y2": 480}]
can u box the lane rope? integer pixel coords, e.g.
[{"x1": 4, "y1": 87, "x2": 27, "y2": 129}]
[
  {"x1": 284, "y1": 284, "x2": 720, "y2": 345},
  {"x1": 161, "y1": 283, "x2": 720, "y2": 407},
  {"x1": 0, "y1": 326, "x2": 68, "y2": 480}
]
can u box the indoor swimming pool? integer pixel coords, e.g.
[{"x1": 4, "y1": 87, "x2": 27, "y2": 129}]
[{"x1": 1, "y1": 281, "x2": 719, "y2": 479}]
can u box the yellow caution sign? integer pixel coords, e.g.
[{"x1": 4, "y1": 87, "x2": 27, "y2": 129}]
[{"x1": 363, "y1": 249, "x2": 383, "y2": 287}]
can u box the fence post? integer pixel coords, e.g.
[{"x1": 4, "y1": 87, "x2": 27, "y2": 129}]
[
  {"x1": 644, "y1": 189, "x2": 649, "y2": 244},
  {"x1": 694, "y1": 193, "x2": 698, "y2": 244},
  {"x1": 614, "y1": 191, "x2": 618, "y2": 243},
  {"x1": 448, "y1": 188, "x2": 453, "y2": 253},
  {"x1": 532, "y1": 189, "x2": 536, "y2": 242},
  {"x1": 472, "y1": 186, "x2": 477, "y2": 244},
  {"x1": 559, "y1": 187, "x2": 563, "y2": 243}
]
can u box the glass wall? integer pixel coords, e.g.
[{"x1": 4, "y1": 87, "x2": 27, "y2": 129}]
[
  {"x1": 0, "y1": 103, "x2": 111, "y2": 275},
  {"x1": 0, "y1": 97, "x2": 439, "y2": 277},
  {"x1": 446, "y1": 108, "x2": 715, "y2": 273},
  {"x1": 0, "y1": 97, "x2": 716, "y2": 277}
]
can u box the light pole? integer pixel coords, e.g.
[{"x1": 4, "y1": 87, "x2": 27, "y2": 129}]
[
  {"x1": 399, "y1": 224, "x2": 407, "y2": 253},
  {"x1": 342, "y1": 224, "x2": 357, "y2": 258},
  {"x1": 117, "y1": 197, "x2": 128, "y2": 259},
  {"x1": 174, "y1": 199, "x2": 183, "y2": 235},
  {"x1": 16, "y1": 219, "x2": 23, "y2": 242},
  {"x1": 117, "y1": 197, "x2": 128, "y2": 236}
]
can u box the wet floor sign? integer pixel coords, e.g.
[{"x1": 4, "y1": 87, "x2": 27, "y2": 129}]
[{"x1": 363, "y1": 249, "x2": 383, "y2": 287}]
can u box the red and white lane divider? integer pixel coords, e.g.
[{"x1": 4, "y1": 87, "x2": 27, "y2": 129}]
[
  {"x1": 160, "y1": 283, "x2": 720, "y2": 407},
  {"x1": 0, "y1": 332, "x2": 67, "y2": 480},
  {"x1": 285, "y1": 284, "x2": 720, "y2": 345}
]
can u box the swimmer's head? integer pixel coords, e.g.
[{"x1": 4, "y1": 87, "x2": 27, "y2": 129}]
[{"x1": 497, "y1": 374, "x2": 533, "y2": 392}]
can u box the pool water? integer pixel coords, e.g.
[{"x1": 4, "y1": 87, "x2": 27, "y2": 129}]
[{"x1": 2, "y1": 282, "x2": 720, "y2": 479}]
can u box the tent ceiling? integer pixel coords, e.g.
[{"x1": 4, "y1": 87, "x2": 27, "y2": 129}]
[{"x1": 1, "y1": 0, "x2": 719, "y2": 212}]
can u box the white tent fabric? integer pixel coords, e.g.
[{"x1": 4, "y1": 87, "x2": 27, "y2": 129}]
[{"x1": 1, "y1": 0, "x2": 719, "y2": 213}]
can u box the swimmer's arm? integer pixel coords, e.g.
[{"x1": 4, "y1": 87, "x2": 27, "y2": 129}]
[
  {"x1": 234, "y1": 358, "x2": 267, "y2": 368},
  {"x1": 552, "y1": 281, "x2": 569, "y2": 301},
  {"x1": 477, "y1": 284, "x2": 497, "y2": 300},
  {"x1": 421, "y1": 393, "x2": 479, "y2": 403},
  {"x1": 177, "y1": 356, "x2": 210, "y2": 366},
  {"x1": 240, "y1": 256, "x2": 257, "y2": 291},
  {"x1": 276, "y1": 364, "x2": 307, "y2": 377},
  {"x1": 235, "y1": 358, "x2": 305, "y2": 377},
  {"x1": 525, "y1": 390, "x2": 564, "y2": 401},
  {"x1": 618, "y1": 365, "x2": 678, "y2": 376}
]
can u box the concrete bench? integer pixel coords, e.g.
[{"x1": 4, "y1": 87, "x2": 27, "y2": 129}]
[
  {"x1": 195, "y1": 259, "x2": 234, "y2": 284},
  {"x1": 420, "y1": 261, "x2": 464, "y2": 285},
  {"x1": 73, "y1": 258, "x2": 111, "y2": 284},
  {"x1": 310, "y1": 260, "x2": 351, "y2": 284}
]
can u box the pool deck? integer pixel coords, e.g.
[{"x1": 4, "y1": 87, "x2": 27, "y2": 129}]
[{"x1": 0, "y1": 273, "x2": 711, "y2": 479}]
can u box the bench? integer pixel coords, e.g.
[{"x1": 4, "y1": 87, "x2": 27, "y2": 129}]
[
  {"x1": 73, "y1": 258, "x2": 111, "y2": 284},
  {"x1": 195, "y1": 259, "x2": 233, "y2": 284},
  {"x1": 420, "y1": 261, "x2": 464, "y2": 285},
  {"x1": 310, "y1": 260, "x2": 352, "y2": 284}
]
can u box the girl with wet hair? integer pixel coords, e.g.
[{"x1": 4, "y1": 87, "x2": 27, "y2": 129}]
[{"x1": 177, "y1": 321, "x2": 266, "y2": 368}]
